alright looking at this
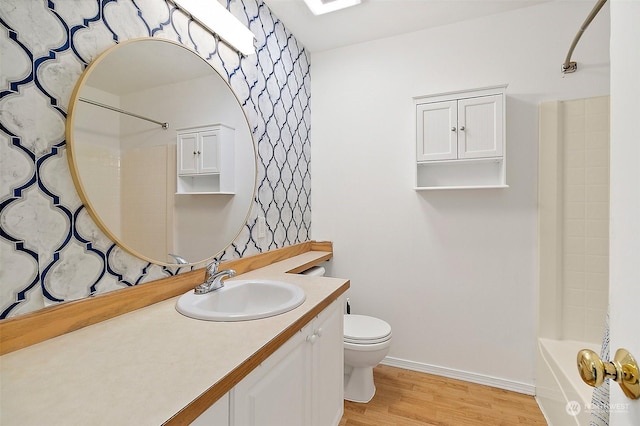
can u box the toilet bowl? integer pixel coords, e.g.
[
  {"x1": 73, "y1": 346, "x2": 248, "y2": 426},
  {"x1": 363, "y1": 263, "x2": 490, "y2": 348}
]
[
  {"x1": 343, "y1": 314, "x2": 392, "y2": 403},
  {"x1": 301, "y1": 266, "x2": 392, "y2": 403}
]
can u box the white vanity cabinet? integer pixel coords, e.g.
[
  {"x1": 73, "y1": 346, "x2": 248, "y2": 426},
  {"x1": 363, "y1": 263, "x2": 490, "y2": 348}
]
[
  {"x1": 414, "y1": 85, "x2": 507, "y2": 189},
  {"x1": 176, "y1": 124, "x2": 235, "y2": 194},
  {"x1": 230, "y1": 296, "x2": 344, "y2": 426}
]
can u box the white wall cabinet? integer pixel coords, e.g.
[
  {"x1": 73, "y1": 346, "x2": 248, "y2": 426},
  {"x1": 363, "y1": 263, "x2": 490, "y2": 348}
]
[
  {"x1": 176, "y1": 124, "x2": 235, "y2": 194},
  {"x1": 414, "y1": 86, "x2": 507, "y2": 189},
  {"x1": 190, "y1": 296, "x2": 344, "y2": 426},
  {"x1": 231, "y1": 296, "x2": 344, "y2": 426}
]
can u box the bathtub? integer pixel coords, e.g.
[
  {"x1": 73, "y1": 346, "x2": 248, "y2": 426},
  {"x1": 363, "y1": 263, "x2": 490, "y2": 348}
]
[{"x1": 536, "y1": 338, "x2": 601, "y2": 425}]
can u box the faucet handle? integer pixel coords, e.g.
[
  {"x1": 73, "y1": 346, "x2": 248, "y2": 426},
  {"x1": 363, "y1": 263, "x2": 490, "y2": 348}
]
[{"x1": 205, "y1": 260, "x2": 220, "y2": 278}]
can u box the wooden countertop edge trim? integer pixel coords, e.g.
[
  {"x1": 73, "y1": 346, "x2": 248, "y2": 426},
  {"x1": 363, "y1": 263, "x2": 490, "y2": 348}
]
[
  {"x1": 0, "y1": 240, "x2": 334, "y2": 355},
  {"x1": 164, "y1": 280, "x2": 350, "y2": 426}
]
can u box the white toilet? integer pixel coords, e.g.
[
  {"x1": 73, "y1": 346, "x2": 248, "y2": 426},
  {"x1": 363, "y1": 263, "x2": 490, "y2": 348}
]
[
  {"x1": 343, "y1": 314, "x2": 392, "y2": 402},
  {"x1": 302, "y1": 266, "x2": 392, "y2": 403}
]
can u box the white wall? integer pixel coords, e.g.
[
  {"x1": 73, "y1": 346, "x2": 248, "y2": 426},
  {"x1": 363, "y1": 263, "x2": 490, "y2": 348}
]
[{"x1": 311, "y1": 1, "x2": 610, "y2": 390}]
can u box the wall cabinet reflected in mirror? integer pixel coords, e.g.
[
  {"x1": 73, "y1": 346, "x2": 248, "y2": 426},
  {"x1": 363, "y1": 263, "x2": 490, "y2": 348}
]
[
  {"x1": 177, "y1": 124, "x2": 235, "y2": 194},
  {"x1": 66, "y1": 38, "x2": 256, "y2": 266}
]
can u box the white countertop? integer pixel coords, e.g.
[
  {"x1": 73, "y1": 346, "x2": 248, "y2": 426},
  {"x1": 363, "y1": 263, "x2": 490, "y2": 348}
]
[{"x1": 0, "y1": 252, "x2": 347, "y2": 425}]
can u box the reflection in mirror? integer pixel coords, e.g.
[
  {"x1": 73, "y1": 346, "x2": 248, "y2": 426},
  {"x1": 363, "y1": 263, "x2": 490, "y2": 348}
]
[{"x1": 67, "y1": 38, "x2": 256, "y2": 266}]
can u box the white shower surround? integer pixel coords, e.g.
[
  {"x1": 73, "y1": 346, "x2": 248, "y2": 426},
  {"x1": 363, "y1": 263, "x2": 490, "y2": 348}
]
[{"x1": 537, "y1": 95, "x2": 611, "y2": 425}]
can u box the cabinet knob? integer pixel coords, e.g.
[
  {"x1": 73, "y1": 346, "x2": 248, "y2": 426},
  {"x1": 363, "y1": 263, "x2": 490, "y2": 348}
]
[
  {"x1": 315, "y1": 328, "x2": 323, "y2": 337},
  {"x1": 451, "y1": 127, "x2": 456, "y2": 132},
  {"x1": 460, "y1": 126, "x2": 465, "y2": 131},
  {"x1": 193, "y1": 151, "x2": 197, "y2": 155},
  {"x1": 306, "y1": 334, "x2": 318, "y2": 344},
  {"x1": 197, "y1": 151, "x2": 201, "y2": 155}
]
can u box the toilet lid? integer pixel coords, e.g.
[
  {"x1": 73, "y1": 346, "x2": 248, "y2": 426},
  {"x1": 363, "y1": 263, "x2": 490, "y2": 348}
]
[{"x1": 344, "y1": 315, "x2": 391, "y2": 344}]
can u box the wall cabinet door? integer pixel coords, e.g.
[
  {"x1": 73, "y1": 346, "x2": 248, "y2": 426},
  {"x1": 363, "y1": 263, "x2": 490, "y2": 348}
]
[
  {"x1": 198, "y1": 130, "x2": 221, "y2": 174},
  {"x1": 177, "y1": 132, "x2": 200, "y2": 175},
  {"x1": 416, "y1": 100, "x2": 458, "y2": 161},
  {"x1": 457, "y1": 94, "x2": 503, "y2": 159}
]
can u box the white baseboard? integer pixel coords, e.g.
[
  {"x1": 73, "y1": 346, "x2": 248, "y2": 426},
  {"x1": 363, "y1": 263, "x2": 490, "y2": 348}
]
[{"x1": 381, "y1": 356, "x2": 535, "y2": 396}]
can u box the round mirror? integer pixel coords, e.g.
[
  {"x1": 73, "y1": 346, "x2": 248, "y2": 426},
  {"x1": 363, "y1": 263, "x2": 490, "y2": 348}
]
[{"x1": 66, "y1": 38, "x2": 256, "y2": 266}]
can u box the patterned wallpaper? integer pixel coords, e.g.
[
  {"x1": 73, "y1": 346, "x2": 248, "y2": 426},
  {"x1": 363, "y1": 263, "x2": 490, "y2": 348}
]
[{"x1": 0, "y1": 0, "x2": 312, "y2": 318}]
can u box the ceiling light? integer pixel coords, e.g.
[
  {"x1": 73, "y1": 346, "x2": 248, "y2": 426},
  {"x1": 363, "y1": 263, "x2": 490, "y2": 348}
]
[
  {"x1": 172, "y1": 0, "x2": 255, "y2": 56},
  {"x1": 303, "y1": 0, "x2": 362, "y2": 16}
]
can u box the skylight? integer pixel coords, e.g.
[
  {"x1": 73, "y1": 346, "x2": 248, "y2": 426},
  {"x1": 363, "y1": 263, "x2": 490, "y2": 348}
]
[{"x1": 303, "y1": 0, "x2": 362, "y2": 15}]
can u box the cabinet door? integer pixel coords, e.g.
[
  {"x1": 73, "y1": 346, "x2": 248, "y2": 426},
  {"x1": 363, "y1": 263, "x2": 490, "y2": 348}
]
[
  {"x1": 416, "y1": 100, "x2": 458, "y2": 161},
  {"x1": 231, "y1": 330, "x2": 311, "y2": 426},
  {"x1": 191, "y1": 392, "x2": 229, "y2": 426},
  {"x1": 199, "y1": 130, "x2": 220, "y2": 174},
  {"x1": 177, "y1": 132, "x2": 199, "y2": 175},
  {"x1": 311, "y1": 298, "x2": 344, "y2": 426},
  {"x1": 457, "y1": 94, "x2": 503, "y2": 159}
]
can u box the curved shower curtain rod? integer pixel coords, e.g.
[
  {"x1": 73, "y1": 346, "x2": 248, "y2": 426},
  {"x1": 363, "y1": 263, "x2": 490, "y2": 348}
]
[{"x1": 562, "y1": 0, "x2": 608, "y2": 74}]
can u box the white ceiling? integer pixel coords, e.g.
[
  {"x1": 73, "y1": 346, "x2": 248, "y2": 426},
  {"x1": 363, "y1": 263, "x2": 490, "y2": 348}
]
[
  {"x1": 262, "y1": 0, "x2": 549, "y2": 53},
  {"x1": 86, "y1": 40, "x2": 213, "y2": 95}
]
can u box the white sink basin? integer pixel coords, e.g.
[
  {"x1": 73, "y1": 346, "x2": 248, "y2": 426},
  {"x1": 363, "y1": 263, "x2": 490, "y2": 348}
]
[{"x1": 176, "y1": 279, "x2": 306, "y2": 321}]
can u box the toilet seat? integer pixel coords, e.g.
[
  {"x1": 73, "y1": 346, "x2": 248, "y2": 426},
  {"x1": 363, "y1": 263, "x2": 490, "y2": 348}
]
[{"x1": 344, "y1": 315, "x2": 392, "y2": 345}]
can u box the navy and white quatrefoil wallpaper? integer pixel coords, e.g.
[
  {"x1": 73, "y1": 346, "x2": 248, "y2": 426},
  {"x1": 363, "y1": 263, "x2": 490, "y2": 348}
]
[{"x1": 0, "y1": 0, "x2": 312, "y2": 318}]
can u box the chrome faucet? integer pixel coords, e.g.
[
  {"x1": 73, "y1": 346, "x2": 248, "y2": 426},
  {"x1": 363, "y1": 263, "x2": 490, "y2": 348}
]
[{"x1": 194, "y1": 260, "x2": 236, "y2": 294}]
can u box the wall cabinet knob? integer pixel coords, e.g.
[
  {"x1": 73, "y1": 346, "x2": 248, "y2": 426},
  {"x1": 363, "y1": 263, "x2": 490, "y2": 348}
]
[
  {"x1": 577, "y1": 348, "x2": 640, "y2": 399},
  {"x1": 459, "y1": 126, "x2": 465, "y2": 131},
  {"x1": 451, "y1": 127, "x2": 456, "y2": 132}
]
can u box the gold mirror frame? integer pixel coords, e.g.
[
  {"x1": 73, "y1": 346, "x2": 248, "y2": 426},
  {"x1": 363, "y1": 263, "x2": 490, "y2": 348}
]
[{"x1": 66, "y1": 38, "x2": 257, "y2": 266}]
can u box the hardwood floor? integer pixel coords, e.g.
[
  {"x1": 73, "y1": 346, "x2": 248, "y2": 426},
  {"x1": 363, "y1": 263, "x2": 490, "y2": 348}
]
[{"x1": 339, "y1": 365, "x2": 547, "y2": 426}]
